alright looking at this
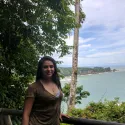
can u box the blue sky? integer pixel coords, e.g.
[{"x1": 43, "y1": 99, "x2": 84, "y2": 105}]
[{"x1": 54, "y1": 0, "x2": 125, "y2": 67}]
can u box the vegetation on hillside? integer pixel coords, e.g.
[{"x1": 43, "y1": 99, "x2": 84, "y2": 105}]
[
  {"x1": 68, "y1": 98, "x2": 125, "y2": 123},
  {"x1": 59, "y1": 67, "x2": 113, "y2": 76}
]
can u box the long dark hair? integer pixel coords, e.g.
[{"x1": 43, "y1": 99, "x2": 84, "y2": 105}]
[{"x1": 36, "y1": 56, "x2": 61, "y2": 89}]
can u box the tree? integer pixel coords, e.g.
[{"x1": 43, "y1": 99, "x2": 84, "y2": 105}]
[
  {"x1": 62, "y1": 83, "x2": 90, "y2": 108},
  {"x1": 82, "y1": 98, "x2": 125, "y2": 123},
  {"x1": 0, "y1": 0, "x2": 76, "y2": 109},
  {"x1": 68, "y1": 98, "x2": 125, "y2": 123},
  {"x1": 68, "y1": 0, "x2": 85, "y2": 111}
]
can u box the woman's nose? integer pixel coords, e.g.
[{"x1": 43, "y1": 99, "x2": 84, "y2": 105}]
[{"x1": 47, "y1": 67, "x2": 51, "y2": 70}]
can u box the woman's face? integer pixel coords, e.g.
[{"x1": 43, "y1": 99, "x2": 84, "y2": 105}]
[{"x1": 42, "y1": 60, "x2": 55, "y2": 79}]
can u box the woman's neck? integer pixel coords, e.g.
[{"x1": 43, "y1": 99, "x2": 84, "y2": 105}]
[{"x1": 41, "y1": 78, "x2": 53, "y2": 83}]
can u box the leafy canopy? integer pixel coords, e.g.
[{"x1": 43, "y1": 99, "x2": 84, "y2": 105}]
[{"x1": 0, "y1": 0, "x2": 85, "y2": 109}]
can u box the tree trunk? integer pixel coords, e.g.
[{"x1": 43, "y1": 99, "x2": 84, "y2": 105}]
[{"x1": 68, "y1": 0, "x2": 80, "y2": 112}]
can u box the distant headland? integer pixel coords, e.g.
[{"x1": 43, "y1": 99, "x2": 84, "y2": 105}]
[{"x1": 59, "y1": 67, "x2": 117, "y2": 77}]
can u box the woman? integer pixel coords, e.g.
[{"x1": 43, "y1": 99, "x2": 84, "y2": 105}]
[{"x1": 22, "y1": 56, "x2": 67, "y2": 125}]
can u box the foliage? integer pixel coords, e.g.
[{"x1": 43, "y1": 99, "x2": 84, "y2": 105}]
[
  {"x1": 0, "y1": 0, "x2": 85, "y2": 124},
  {"x1": 62, "y1": 83, "x2": 90, "y2": 106},
  {"x1": 82, "y1": 98, "x2": 125, "y2": 123},
  {"x1": 0, "y1": 0, "x2": 83, "y2": 110},
  {"x1": 67, "y1": 98, "x2": 125, "y2": 123},
  {"x1": 69, "y1": 108, "x2": 83, "y2": 117},
  {"x1": 59, "y1": 67, "x2": 72, "y2": 76},
  {"x1": 60, "y1": 108, "x2": 83, "y2": 125},
  {"x1": 59, "y1": 67, "x2": 112, "y2": 76}
]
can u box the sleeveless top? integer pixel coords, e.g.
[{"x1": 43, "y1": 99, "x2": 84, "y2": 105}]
[{"x1": 25, "y1": 80, "x2": 63, "y2": 125}]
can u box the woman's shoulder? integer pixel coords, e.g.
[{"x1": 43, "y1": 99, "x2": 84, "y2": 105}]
[{"x1": 28, "y1": 80, "x2": 40, "y2": 89}]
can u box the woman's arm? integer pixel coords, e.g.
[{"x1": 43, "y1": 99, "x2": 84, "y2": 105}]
[{"x1": 22, "y1": 97, "x2": 34, "y2": 125}]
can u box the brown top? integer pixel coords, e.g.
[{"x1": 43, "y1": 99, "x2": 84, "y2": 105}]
[{"x1": 25, "y1": 80, "x2": 63, "y2": 125}]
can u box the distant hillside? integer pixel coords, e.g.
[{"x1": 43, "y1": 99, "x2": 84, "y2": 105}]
[{"x1": 59, "y1": 67, "x2": 116, "y2": 76}]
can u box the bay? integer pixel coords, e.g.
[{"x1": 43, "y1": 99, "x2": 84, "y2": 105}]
[
  {"x1": 77, "y1": 71, "x2": 125, "y2": 108},
  {"x1": 61, "y1": 68, "x2": 125, "y2": 110}
]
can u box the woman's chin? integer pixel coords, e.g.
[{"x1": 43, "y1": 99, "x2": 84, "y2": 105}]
[{"x1": 45, "y1": 75, "x2": 53, "y2": 79}]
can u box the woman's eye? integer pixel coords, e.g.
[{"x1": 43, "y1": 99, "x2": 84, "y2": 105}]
[
  {"x1": 43, "y1": 66, "x2": 48, "y2": 69},
  {"x1": 43, "y1": 65, "x2": 54, "y2": 69},
  {"x1": 50, "y1": 65, "x2": 54, "y2": 68}
]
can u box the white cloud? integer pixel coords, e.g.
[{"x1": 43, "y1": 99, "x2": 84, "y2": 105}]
[
  {"x1": 89, "y1": 49, "x2": 97, "y2": 52},
  {"x1": 80, "y1": 44, "x2": 91, "y2": 48},
  {"x1": 80, "y1": 37, "x2": 95, "y2": 43},
  {"x1": 77, "y1": 54, "x2": 125, "y2": 67},
  {"x1": 57, "y1": 52, "x2": 125, "y2": 67},
  {"x1": 56, "y1": 56, "x2": 72, "y2": 67},
  {"x1": 65, "y1": 35, "x2": 95, "y2": 46},
  {"x1": 96, "y1": 40, "x2": 125, "y2": 49},
  {"x1": 81, "y1": 0, "x2": 125, "y2": 29},
  {"x1": 54, "y1": 0, "x2": 125, "y2": 67},
  {"x1": 86, "y1": 49, "x2": 125, "y2": 58},
  {"x1": 65, "y1": 36, "x2": 74, "y2": 46}
]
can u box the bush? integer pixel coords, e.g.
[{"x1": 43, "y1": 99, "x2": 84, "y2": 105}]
[
  {"x1": 63, "y1": 98, "x2": 125, "y2": 123},
  {"x1": 82, "y1": 98, "x2": 125, "y2": 123}
]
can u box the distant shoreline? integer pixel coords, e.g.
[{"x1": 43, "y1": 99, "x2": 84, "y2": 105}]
[
  {"x1": 60, "y1": 70, "x2": 125, "y2": 83},
  {"x1": 59, "y1": 66, "x2": 119, "y2": 78}
]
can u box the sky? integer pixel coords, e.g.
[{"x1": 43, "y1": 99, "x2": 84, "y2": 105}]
[{"x1": 54, "y1": 0, "x2": 125, "y2": 67}]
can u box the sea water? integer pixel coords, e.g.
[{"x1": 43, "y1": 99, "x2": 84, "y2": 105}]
[
  {"x1": 77, "y1": 70, "x2": 125, "y2": 108},
  {"x1": 61, "y1": 67, "x2": 125, "y2": 110}
]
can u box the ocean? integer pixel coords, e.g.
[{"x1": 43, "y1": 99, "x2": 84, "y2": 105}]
[{"x1": 61, "y1": 67, "x2": 125, "y2": 110}]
